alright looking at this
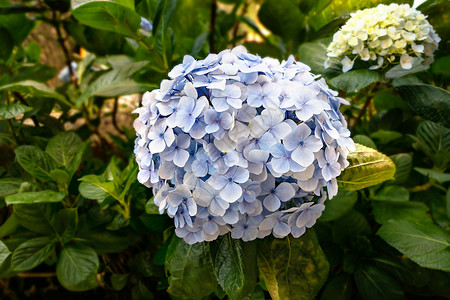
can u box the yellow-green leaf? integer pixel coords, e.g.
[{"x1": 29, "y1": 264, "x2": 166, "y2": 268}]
[{"x1": 337, "y1": 143, "x2": 396, "y2": 191}]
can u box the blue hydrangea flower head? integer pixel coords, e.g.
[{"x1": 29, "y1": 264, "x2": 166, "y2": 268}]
[{"x1": 133, "y1": 46, "x2": 355, "y2": 244}]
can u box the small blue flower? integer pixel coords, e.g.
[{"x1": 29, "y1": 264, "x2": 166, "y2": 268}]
[
  {"x1": 259, "y1": 212, "x2": 291, "y2": 238},
  {"x1": 283, "y1": 123, "x2": 323, "y2": 167},
  {"x1": 231, "y1": 215, "x2": 261, "y2": 242},
  {"x1": 208, "y1": 166, "x2": 249, "y2": 203},
  {"x1": 140, "y1": 17, "x2": 153, "y2": 31},
  {"x1": 168, "y1": 55, "x2": 196, "y2": 79},
  {"x1": 176, "y1": 86, "x2": 208, "y2": 132},
  {"x1": 211, "y1": 84, "x2": 242, "y2": 112},
  {"x1": 248, "y1": 108, "x2": 292, "y2": 140},
  {"x1": 161, "y1": 133, "x2": 190, "y2": 167},
  {"x1": 268, "y1": 143, "x2": 305, "y2": 175},
  {"x1": 247, "y1": 82, "x2": 281, "y2": 108},
  {"x1": 260, "y1": 175, "x2": 296, "y2": 212},
  {"x1": 204, "y1": 109, "x2": 234, "y2": 139},
  {"x1": 147, "y1": 119, "x2": 175, "y2": 153},
  {"x1": 317, "y1": 147, "x2": 341, "y2": 181}
]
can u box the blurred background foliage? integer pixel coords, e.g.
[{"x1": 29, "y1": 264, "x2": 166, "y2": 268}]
[{"x1": 0, "y1": 0, "x2": 449, "y2": 299}]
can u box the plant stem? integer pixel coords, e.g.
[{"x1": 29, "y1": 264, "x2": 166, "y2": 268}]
[
  {"x1": 13, "y1": 92, "x2": 39, "y2": 127},
  {"x1": 353, "y1": 82, "x2": 380, "y2": 127},
  {"x1": 53, "y1": 11, "x2": 79, "y2": 89},
  {"x1": 112, "y1": 97, "x2": 125, "y2": 135},
  {"x1": 6, "y1": 120, "x2": 18, "y2": 145},
  {"x1": 408, "y1": 182, "x2": 432, "y2": 193},
  {"x1": 231, "y1": 1, "x2": 247, "y2": 47},
  {"x1": 209, "y1": 0, "x2": 217, "y2": 53},
  {"x1": 16, "y1": 272, "x2": 56, "y2": 278}
]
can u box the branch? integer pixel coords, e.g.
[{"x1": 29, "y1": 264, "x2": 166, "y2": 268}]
[
  {"x1": 13, "y1": 92, "x2": 39, "y2": 127},
  {"x1": 112, "y1": 97, "x2": 125, "y2": 135},
  {"x1": 53, "y1": 11, "x2": 79, "y2": 89},
  {"x1": 16, "y1": 272, "x2": 56, "y2": 278},
  {"x1": 353, "y1": 82, "x2": 380, "y2": 127},
  {"x1": 209, "y1": 0, "x2": 217, "y2": 53},
  {"x1": 231, "y1": 1, "x2": 248, "y2": 47}
]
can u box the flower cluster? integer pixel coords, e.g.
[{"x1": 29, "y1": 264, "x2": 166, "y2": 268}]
[
  {"x1": 133, "y1": 46, "x2": 354, "y2": 244},
  {"x1": 325, "y1": 3, "x2": 440, "y2": 72}
]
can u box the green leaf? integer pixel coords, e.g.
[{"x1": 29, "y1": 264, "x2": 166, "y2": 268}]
[
  {"x1": 371, "y1": 185, "x2": 409, "y2": 202},
  {"x1": 392, "y1": 75, "x2": 423, "y2": 87},
  {"x1": 74, "y1": 0, "x2": 136, "y2": 10},
  {"x1": 152, "y1": 0, "x2": 177, "y2": 37},
  {"x1": 0, "y1": 12, "x2": 35, "y2": 45},
  {"x1": 215, "y1": 235, "x2": 257, "y2": 300},
  {"x1": 320, "y1": 191, "x2": 357, "y2": 222},
  {"x1": 258, "y1": 0, "x2": 305, "y2": 42},
  {"x1": 354, "y1": 264, "x2": 405, "y2": 300},
  {"x1": 119, "y1": 162, "x2": 138, "y2": 200},
  {"x1": 352, "y1": 135, "x2": 376, "y2": 149},
  {"x1": 370, "y1": 130, "x2": 402, "y2": 144},
  {"x1": 256, "y1": 239, "x2": 280, "y2": 300},
  {"x1": 0, "y1": 27, "x2": 13, "y2": 60},
  {"x1": 414, "y1": 167, "x2": 450, "y2": 183},
  {"x1": 410, "y1": 120, "x2": 450, "y2": 169},
  {"x1": 13, "y1": 203, "x2": 54, "y2": 235},
  {"x1": 390, "y1": 153, "x2": 412, "y2": 183},
  {"x1": 5, "y1": 190, "x2": 65, "y2": 205},
  {"x1": 72, "y1": 1, "x2": 141, "y2": 38},
  {"x1": 0, "y1": 80, "x2": 68, "y2": 103},
  {"x1": 50, "y1": 169, "x2": 71, "y2": 189},
  {"x1": 68, "y1": 140, "x2": 88, "y2": 177},
  {"x1": 385, "y1": 58, "x2": 428, "y2": 79},
  {"x1": 75, "y1": 229, "x2": 139, "y2": 254},
  {"x1": 373, "y1": 91, "x2": 410, "y2": 112},
  {"x1": 75, "y1": 61, "x2": 148, "y2": 106},
  {"x1": 321, "y1": 273, "x2": 353, "y2": 300},
  {"x1": 57, "y1": 243, "x2": 99, "y2": 291},
  {"x1": 65, "y1": 21, "x2": 128, "y2": 56},
  {"x1": 132, "y1": 280, "x2": 153, "y2": 300},
  {"x1": 370, "y1": 256, "x2": 430, "y2": 288},
  {"x1": 78, "y1": 174, "x2": 121, "y2": 201},
  {"x1": 111, "y1": 273, "x2": 130, "y2": 291},
  {"x1": 165, "y1": 236, "x2": 217, "y2": 298},
  {"x1": 52, "y1": 208, "x2": 78, "y2": 244},
  {"x1": 298, "y1": 38, "x2": 332, "y2": 75},
  {"x1": 0, "y1": 103, "x2": 31, "y2": 120},
  {"x1": 12, "y1": 64, "x2": 57, "y2": 83},
  {"x1": 95, "y1": 80, "x2": 156, "y2": 98},
  {"x1": 78, "y1": 181, "x2": 107, "y2": 200},
  {"x1": 377, "y1": 220, "x2": 450, "y2": 271},
  {"x1": 431, "y1": 193, "x2": 450, "y2": 232},
  {"x1": 396, "y1": 84, "x2": 450, "y2": 128},
  {"x1": 15, "y1": 145, "x2": 58, "y2": 181},
  {"x1": 0, "y1": 178, "x2": 23, "y2": 198},
  {"x1": 0, "y1": 214, "x2": 20, "y2": 238},
  {"x1": 0, "y1": 241, "x2": 11, "y2": 267},
  {"x1": 257, "y1": 230, "x2": 329, "y2": 300},
  {"x1": 329, "y1": 70, "x2": 381, "y2": 93},
  {"x1": 46, "y1": 131, "x2": 83, "y2": 171},
  {"x1": 372, "y1": 201, "x2": 433, "y2": 225},
  {"x1": 337, "y1": 143, "x2": 396, "y2": 191},
  {"x1": 332, "y1": 210, "x2": 371, "y2": 247},
  {"x1": 11, "y1": 236, "x2": 57, "y2": 272},
  {"x1": 139, "y1": 214, "x2": 172, "y2": 232},
  {"x1": 447, "y1": 188, "x2": 450, "y2": 220},
  {"x1": 432, "y1": 55, "x2": 450, "y2": 77}
]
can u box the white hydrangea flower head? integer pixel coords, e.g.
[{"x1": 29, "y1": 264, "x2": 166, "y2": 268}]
[
  {"x1": 133, "y1": 46, "x2": 355, "y2": 244},
  {"x1": 325, "y1": 3, "x2": 440, "y2": 72}
]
